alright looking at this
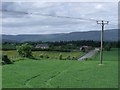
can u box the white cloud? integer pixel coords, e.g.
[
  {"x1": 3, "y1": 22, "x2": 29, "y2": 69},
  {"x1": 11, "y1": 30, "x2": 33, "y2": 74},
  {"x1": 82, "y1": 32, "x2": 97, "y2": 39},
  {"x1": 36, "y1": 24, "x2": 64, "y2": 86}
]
[
  {"x1": 95, "y1": 4, "x2": 103, "y2": 9},
  {"x1": 1, "y1": 2, "x2": 118, "y2": 35}
]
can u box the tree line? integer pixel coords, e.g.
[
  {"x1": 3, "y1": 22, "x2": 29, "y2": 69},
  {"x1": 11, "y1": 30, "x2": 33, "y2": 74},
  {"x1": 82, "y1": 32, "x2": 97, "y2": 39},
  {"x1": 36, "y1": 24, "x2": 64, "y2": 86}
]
[{"x1": 1, "y1": 40, "x2": 119, "y2": 51}]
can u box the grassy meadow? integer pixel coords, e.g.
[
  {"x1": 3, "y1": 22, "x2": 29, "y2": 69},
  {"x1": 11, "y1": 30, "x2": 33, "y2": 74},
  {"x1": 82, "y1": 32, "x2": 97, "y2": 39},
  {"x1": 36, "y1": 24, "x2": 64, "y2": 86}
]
[
  {"x1": 92, "y1": 48, "x2": 118, "y2": 61},
  {"x1": 1, "y1": 50, "x2": 84, "y2": 60},
  {"x1": 2, "y1": 48, "x2": 118, "y2": 88}
]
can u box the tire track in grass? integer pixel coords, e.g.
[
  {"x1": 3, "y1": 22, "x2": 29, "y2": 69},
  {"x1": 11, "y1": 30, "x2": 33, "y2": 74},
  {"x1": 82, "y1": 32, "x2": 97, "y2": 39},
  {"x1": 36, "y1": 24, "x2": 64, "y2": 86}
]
[
  {"x1": 24, "y1": 73, "x2": 41, "y2": 88},
  {"x1": 45, "y1": 72, "x2": 60, "y2": 88},
  {"x1": 24, "y1": 62, "x2": 75, "y2": 88},
  {"x1": 45, "y1": 62, "x2": 75, "y2": 88}
]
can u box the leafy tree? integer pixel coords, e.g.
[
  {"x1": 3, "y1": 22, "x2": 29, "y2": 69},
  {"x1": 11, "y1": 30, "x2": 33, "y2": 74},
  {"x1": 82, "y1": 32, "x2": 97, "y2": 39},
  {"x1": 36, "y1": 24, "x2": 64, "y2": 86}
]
[{"x1": 16, "y1": 43, "x2": 33, "y2": 57}]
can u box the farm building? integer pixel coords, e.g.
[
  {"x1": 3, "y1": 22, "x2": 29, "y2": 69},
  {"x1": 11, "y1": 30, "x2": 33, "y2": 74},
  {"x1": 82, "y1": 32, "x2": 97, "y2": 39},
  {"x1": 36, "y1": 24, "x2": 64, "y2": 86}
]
[
  {"x1": 35, "y1": 44, "x2": 49, "y2": 49},
  {"x1": 80, "y1": 46, "x2": 92, "y2": 52}
]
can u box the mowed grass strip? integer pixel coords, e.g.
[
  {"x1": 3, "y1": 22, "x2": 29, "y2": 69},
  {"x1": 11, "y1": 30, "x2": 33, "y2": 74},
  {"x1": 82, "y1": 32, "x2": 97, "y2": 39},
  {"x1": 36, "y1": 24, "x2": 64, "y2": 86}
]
[
  {"x1": 2, "y1": 50, "x2": 84, "y2": 60},
  {"x1": 2, "y1": 48, "x2": 118, "y2": 88}
]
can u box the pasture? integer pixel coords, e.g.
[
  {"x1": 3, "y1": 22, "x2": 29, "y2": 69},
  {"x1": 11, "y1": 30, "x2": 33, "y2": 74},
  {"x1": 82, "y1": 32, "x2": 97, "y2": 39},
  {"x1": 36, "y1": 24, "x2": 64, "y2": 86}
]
[
  {"x1": 2, "y1": 48, "x2": 118, "y2": 88},
  {"x1": 92, "y1": 48, "x2": 118, "y2": 61},
  {"x1": 1, "y1": 50, "x2": 84, "y2": 60}
]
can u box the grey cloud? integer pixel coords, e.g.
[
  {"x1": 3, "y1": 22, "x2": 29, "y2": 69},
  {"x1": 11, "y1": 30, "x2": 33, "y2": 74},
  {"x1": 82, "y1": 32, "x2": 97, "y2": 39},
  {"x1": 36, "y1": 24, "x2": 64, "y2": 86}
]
[
  {"x1": 2, "y1": 16, "x2": 86, "y2": 27},
  {"x1": 1, "y1": 2, "x2": 118, "y2": 35}
]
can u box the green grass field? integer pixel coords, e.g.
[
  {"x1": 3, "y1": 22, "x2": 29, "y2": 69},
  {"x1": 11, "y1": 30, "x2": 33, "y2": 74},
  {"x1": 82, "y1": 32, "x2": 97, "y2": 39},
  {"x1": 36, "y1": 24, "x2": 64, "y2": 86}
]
[
  {"x1": 2, "y1": 48, "x2": 118, "y2": 88},
  {"x1": 92, "y1": 48, "x2": 118, "y2": 61},
  {"x1": 0, "y1": 66, "x2": 2, "y2": 89},
  {"x1": 1, "y1": 50, "x2": 84, "y2": 60}
]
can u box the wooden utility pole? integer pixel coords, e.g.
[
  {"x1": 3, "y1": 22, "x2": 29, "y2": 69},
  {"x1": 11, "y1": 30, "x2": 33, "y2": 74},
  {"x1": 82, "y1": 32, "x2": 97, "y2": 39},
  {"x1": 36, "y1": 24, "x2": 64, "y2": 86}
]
[{"x1": 97, "y1": 20, "x2": 109, "y2": 64}]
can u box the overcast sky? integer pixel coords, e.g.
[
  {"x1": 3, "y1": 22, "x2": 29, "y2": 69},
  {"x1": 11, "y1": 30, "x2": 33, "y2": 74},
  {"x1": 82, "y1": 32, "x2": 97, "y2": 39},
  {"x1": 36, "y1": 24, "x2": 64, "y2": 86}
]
[{"x1": 1, "y1": 2, "x2": 118, "y2": 35}]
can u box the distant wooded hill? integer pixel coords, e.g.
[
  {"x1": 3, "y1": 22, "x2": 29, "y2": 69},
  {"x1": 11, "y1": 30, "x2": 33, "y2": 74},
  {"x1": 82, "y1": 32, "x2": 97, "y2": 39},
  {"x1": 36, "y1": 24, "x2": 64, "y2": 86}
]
[{"x1": 2, "y1": 29, "x2": 118, "y2": 42}]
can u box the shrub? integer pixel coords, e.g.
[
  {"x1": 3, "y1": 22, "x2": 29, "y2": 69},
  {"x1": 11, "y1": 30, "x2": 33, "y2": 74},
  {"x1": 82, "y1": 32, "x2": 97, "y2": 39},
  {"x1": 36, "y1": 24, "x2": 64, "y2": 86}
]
[
  {"x1": 59, "y1": 54, "x2": 63, "y2": 60},
  {"x1": 2, "y1": 55, "x2": 13, "y2": 64},
  {"x1": 85, "y1": 58, "x2": 88, "y2": 61},
  {"x1": 72, "y1": 56, "x2": 77, "y2": 60},
  {"x1": 39, "y1": 54, "x2": 44, "y2": 58},
  {"x1": 66, "y1": 56, "x2": 71, "y2": 60}
]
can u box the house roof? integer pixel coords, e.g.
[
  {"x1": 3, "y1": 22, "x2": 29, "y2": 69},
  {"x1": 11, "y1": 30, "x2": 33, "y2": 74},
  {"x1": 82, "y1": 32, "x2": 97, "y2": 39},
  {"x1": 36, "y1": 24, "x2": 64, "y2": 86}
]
[{"x1": 36, "y1": 44, "x2": 49, "y2": 47}]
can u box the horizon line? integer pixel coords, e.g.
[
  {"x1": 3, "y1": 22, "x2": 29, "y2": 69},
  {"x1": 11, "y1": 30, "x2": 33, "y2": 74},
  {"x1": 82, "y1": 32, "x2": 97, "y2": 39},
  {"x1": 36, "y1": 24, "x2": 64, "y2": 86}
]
[{"x1": 1, "y1": 29, "x2": 118, "y2": 35}]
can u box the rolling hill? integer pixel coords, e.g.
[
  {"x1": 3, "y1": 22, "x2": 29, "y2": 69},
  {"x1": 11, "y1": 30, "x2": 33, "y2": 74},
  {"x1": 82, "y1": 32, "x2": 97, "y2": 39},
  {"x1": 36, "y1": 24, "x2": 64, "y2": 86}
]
[{"x1": 2, "y1": 29, "x2": 118, "y2": 42}]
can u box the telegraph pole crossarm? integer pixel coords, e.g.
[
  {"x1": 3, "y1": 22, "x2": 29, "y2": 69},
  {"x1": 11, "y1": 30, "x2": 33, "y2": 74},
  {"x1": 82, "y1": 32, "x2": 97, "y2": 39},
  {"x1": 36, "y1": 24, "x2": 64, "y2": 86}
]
[{"x1": 97, "y1": 20, "x2": 109, "y2": 64}]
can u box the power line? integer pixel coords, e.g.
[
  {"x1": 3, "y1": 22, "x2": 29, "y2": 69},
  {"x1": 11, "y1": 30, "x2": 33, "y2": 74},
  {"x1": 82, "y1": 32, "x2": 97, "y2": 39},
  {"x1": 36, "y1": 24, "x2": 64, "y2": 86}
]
[
  {"x1": 0, "y1": 9, "x2": 108, "y2": 22},
  {"x1": 1, "y1": 9, "x2": 111, "y2": 64},
  {"x1": 1, "y1": 9, "x2": 28, "y2": 14},
  {"x1": 30, "y1": 12, "x2": 98, "y2": 21}
]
